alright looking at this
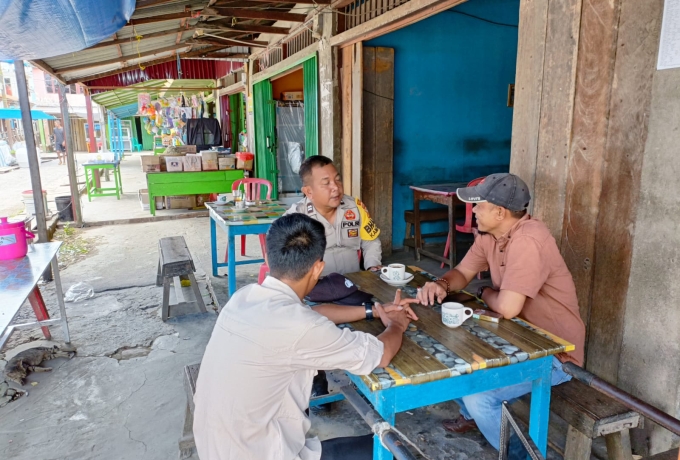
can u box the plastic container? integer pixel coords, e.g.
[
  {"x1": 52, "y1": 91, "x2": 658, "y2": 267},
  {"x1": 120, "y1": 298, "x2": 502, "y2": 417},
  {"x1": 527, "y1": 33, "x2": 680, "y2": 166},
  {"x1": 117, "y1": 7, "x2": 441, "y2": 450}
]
[
  {"x1": 236, "y1": 152, "x2": 254, "y2": 170},
  {"x1": 21, "y1": 190, "x2": 48, "y2": 217},
  {"x1": 0, "y1": 217, "x2": 35, "y2": 260},
  {"x1": 55, "y1": 196, "x2": 74, "y2": 222}
]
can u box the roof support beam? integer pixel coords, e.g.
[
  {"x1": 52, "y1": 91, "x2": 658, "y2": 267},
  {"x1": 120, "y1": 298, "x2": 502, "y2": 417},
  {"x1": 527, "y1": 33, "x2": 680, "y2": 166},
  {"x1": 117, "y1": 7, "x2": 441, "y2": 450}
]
[
  {"x1": 128, "y1": 12, "x2": 194, "y2": 25},
  {"x1": 87, "y1": 28, "x2": 196, "y2": 49},
  {"x1": 190, "y1": 37, "x2": 269, "y2": 48},
  {"x1": 68, "y1": 46, "x2": 227, "y2": 84},
  {"x1": 58, "y1": 43, "x2": 194, "y2": 74},
  {"x1": 30, "y1": 60, "x2": 68, "y2": 85},
  {"x1": 214, "y1": 0, "x2": 330, "y2": 4},
  {"x1": 206, "y1": 22, "x2": 291, "y2": 35},
  {"x1": 135, "y1": 0, "x2": 184, "y2": 9},
  {"x1": 204, "y1": 7, "x2": 307, "y2": 22}
]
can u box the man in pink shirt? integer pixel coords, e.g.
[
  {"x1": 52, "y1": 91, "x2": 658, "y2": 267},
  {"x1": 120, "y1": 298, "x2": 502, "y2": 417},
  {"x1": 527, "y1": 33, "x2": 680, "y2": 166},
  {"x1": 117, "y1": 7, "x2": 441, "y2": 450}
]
[{"x1": 417, "y1": 173, "x2": 586, "y2": 452}]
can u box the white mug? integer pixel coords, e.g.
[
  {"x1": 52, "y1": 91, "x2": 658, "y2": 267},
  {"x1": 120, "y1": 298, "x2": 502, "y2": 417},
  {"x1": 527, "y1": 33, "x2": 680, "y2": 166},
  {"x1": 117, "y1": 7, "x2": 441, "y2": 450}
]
[
  {"x1": 441, "y1": 302, "x2": 474, "y2": 328},
  {"x1": 381, "y1": 263, "x2": 406, "y2": 281},
  {"x1": 216, "y1": 193, "x2": 230, "y2": 203}
]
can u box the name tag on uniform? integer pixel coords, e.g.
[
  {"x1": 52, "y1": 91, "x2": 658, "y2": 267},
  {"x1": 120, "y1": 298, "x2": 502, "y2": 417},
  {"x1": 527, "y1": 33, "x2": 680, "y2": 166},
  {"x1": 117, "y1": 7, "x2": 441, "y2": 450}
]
[{"x1": 342, "y1": 220, "x2": 360, "y2": 228}]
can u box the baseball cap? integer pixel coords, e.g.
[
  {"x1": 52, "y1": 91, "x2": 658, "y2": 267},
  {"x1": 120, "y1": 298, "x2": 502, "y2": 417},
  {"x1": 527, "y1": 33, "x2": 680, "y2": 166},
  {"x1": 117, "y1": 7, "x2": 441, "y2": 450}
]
[
  {"x1": 456, "y1": 173, "x2": 531, "y2": 212},
  {"x1": 306, "y1": 273, "x2": 374, "y2": 306}
]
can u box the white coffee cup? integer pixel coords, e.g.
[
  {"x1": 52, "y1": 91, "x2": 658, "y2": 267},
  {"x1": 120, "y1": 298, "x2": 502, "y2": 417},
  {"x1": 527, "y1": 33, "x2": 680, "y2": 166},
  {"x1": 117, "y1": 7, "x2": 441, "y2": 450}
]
[
  {"x1": 441, "y1": 302, "x2": 474, "y2": 328},
  {"x1": 217, "y1": 193, "x2": 230, "y2": 203},
  {"x1": 381, "y1": 263, "x2": 406, "y2": 281}
]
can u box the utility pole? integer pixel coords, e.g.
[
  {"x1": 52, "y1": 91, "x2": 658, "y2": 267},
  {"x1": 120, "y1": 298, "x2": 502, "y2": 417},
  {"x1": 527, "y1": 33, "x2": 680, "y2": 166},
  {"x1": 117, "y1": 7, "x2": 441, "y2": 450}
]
[
  {"x1": 59, "y1": 83, "x2": 83, "y2": 227},
  {"x1": 14, "y1": 60, "x2": 51, "y2": 280}
]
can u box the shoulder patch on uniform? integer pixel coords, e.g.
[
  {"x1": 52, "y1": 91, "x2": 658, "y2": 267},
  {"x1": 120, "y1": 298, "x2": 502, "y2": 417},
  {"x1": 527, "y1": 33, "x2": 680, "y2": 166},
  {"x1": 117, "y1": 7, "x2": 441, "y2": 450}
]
[
  {"x1": 355, "y1": 199, "x2": 380, "y2": 241},
  {"x1": 344, "y1": 209, "x2": 356, "y2": 221}
]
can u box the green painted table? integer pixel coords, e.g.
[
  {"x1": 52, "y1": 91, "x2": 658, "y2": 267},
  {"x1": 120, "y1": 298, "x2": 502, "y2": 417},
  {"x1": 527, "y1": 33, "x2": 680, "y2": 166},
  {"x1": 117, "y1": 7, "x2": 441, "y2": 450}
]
[
  {"x1": 83, "y1": 161, "x2": 123, "y2": 201},
  {"x1": 146, "y1": 170, "x2": 245, "y2": 216}
]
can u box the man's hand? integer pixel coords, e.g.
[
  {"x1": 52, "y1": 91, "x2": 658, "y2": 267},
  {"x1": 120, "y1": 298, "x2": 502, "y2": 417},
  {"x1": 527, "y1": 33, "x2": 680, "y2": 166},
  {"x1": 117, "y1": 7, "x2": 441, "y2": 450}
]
[
  {"x1": 374, "y1": 302, "x2": 410, "y2": 333},
  {"x1": 367, "y1": 266, "x2": 381, "y2": 272},
  {"x1": 417, "y1": 281, "x2": 447, "y2": 306},
  {"x1": 374, "y1": 289, "x2": 418, "y2": 321}
]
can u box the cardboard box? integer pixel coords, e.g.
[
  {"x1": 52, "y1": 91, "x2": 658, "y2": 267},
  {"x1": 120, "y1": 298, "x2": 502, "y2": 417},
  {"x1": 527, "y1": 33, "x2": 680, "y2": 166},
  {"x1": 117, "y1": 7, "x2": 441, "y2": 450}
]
[
  {"x1": 177, "y1": 145, "x2": 197, "y2": 154},
  {"x1": 183, "y1": 154, "x2": 202, "y2": 172},
  {"x1": 196, "y1": 194, "x2": 211, "y2": 207},
  {"x1": 200, "y1": 151, "x2": 219, "y2": 171},
  {"x1": 165, "y1": 195, "x2": 197, "y2": 209},
  {"x1": 155, "y1": 196, "x2": 166, "y2": 210},
  {"x1": 164, "y1": 156, "x2": 184, "y2": 172},
  {"x1": 218, "y1": 156, "x2": 236, "y2": 170},
  {"x1": 138, "y1": 189, "x2": 150, "y2": 210},
  {"x1": 237, "y1": 158, "x2": 253, "y2": 170},
  {"x1": 140, "y1": 155, "x2": 161, "y2": 173},
  {"x1": 282, "y1": 91, "x2": 303, "y2": 101}
]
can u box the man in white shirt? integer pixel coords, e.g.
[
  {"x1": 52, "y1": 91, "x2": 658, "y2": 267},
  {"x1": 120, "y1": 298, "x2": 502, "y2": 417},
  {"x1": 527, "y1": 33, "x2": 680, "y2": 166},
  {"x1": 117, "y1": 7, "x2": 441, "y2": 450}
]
[{"x1": 193, "y1": 213, "x2": 416, "y2": 460}]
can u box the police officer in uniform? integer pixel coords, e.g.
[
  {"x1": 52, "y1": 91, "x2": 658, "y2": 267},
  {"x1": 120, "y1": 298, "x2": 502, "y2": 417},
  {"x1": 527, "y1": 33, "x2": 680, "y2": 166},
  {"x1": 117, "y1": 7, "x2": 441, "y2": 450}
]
[
  {"x1": 285, "y1": 155, "x2": 383, "y2": 411},
  {"x1": 285, "y1": 155, "x2": 382, "y2": 275}
]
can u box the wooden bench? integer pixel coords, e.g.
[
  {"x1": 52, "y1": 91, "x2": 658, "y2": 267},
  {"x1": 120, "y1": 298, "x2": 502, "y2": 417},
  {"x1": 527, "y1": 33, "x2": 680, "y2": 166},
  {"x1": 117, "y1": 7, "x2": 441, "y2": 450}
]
[
  {"x1": 512, "y1": 379, "x2": 641, "y2": 459},
  {"x1": 179, "y1": 363, "x2": 201, "y2": 460},
  {"x1": 403, "y1": 208, "x2": 450, "y2": 249},
  {"x1": 645, "y1": 448, "x2": 679, "y2": 460},
  {"x1": 157, "y1": 236, "x2": 207, "y2": 322}
]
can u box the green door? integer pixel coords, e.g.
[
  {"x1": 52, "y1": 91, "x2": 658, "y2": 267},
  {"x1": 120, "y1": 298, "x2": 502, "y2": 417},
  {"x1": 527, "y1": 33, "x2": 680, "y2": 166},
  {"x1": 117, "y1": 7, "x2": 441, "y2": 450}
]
[
  {"x1": 303, "y1": 56, "x2": 319, "y2": 158},
  {"x1": 253, "y1": 80, "x2": 278, "y2": 198}
]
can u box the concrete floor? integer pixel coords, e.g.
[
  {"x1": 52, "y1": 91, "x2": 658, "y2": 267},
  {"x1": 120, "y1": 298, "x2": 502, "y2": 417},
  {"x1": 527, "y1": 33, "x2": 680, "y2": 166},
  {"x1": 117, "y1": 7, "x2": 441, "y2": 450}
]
[{"x1": 0, "y1": 174, "x2": 502, "y2": 459}]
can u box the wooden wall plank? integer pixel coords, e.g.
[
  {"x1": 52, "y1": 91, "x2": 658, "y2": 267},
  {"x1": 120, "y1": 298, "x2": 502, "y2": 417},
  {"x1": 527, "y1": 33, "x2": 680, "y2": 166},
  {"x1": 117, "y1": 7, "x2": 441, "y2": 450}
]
[
  {"x1": 351, "y1": 43, "x2": 363, "y2": 198},
  {"x1": 509, "y1": 0, "x2": 549, "y2": 204},
  {"x1": 560, "y1": 0, "x2": 622, "y2": 326},
  {"x1": 531, "y1": 0, "x2": 582, "y2": 242},
  {"x1": 373, "y1": 47, "x2": 394, "y2": 256},
  {"x1": 341, "y1": 46, "x2": 353, "y2": 193},
  {"x1": 361, "y1": 47, "x2": 377, "y2": 220},
  {"x1": 586, "y1": 0, "x2": 663, "y2": 383}
]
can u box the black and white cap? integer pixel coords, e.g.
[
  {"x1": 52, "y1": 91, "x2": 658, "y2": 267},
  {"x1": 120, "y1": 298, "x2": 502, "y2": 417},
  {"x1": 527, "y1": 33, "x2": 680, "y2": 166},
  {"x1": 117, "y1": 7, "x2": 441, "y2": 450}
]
[{"x1": 456, "y1": 173, "x2": 531, "y2": 212}]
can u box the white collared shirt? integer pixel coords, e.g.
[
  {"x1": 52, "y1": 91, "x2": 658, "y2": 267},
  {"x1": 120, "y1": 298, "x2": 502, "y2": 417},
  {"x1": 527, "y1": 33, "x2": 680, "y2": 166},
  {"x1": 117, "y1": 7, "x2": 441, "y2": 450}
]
[{"x1": 193, "y1": 277, "x2": 384, "y2": 460}]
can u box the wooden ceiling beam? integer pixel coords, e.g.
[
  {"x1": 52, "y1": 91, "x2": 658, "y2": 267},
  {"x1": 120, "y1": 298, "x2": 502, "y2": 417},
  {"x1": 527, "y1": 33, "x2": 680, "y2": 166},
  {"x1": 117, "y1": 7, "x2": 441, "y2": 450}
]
[
  {"x1": 190, "y1": 37, "x2": 269, "y2": 48},
  {"x1": 215, "y1": 0, "x2": 329, "y2": 4},
  {"x1": 204, "y1": 7, "x2": 307, "y2": 22},
  {"x1": 88, "y1": 28, "x2": 195, "y2": 49},
  {"x1": 128, "y1": 12, "x2": 194, "y2": 25},
  {"x1": 68, "y1": 46, "x2": 227, "y2": 84},
  {"x1": 134, "y1": 0, "x2": 183, "y2": 9},
  {"x1": 57, "y1": 43, "x2": 193, "y2": 74},
  {"x1": 207, "y1": 21, "x2": 291, "y2": 35}
]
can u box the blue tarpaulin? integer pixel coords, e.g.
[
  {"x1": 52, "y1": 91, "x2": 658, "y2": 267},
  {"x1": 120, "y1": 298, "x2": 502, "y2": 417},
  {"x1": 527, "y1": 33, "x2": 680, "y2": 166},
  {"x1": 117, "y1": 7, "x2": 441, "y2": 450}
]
[
  {"x1": 0, "y1": 108, "x2": 55, "y2": 120},
  {"x1": 0, "y1": 0, "x2": 135, "y2": 60}
]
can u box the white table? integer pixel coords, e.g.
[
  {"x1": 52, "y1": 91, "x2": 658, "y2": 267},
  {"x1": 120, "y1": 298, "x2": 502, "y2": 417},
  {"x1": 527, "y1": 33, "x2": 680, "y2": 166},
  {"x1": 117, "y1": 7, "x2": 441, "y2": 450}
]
[{"x1": 0, "y1": 242, "x2": 71, "y2": 349}]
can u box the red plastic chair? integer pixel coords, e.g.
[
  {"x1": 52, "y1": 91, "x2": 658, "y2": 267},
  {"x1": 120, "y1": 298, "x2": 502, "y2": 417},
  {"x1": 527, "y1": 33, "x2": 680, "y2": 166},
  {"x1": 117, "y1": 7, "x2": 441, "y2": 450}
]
[
  {"x1": 442, "y1": 177, "x2": 486, "y2": 268},
  {"x1": 225, "y1": 178, "x2": 273, "y2": 262}
]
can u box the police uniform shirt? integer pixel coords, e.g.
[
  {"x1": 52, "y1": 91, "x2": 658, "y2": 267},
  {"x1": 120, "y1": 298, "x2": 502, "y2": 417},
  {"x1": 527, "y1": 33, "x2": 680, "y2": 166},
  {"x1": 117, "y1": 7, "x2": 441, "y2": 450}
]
[{"x1": 284, "y1": 194, "x2": 382, "y2": 275}]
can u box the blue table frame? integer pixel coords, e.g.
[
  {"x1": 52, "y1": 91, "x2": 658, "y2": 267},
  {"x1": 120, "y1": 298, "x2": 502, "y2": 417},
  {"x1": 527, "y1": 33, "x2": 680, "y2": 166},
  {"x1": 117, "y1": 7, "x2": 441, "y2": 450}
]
[
  {"x1": 208, "y1": 205, "x2": 276, "y2": 296},
  {"x1": 346, "y1": 356, "x2": 553, "y2": 459}
]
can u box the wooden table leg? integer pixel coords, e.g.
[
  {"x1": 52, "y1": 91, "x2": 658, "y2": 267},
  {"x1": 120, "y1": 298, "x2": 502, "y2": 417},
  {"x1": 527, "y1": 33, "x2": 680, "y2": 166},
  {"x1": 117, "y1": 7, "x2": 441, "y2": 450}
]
[
  {"x1": 448, "y1": 196, "x2": 456, "y2": 268},
  {"x1": 413, "y1": 192, "x2": 422, "y2": 260},
  {"x1": 27, "y1": 287, "x2": 52, "y2": 340}
]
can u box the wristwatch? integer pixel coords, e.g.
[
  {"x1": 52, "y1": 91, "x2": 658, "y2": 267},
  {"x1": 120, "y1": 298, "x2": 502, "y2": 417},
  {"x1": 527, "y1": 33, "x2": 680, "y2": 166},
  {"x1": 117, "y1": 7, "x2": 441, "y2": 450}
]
[
  {"x1": 363, "y1": 302, "x2": 374, "y2": 320},
  {"x1": 476, "y1": 286, "x2": 489, "y2": 300}
]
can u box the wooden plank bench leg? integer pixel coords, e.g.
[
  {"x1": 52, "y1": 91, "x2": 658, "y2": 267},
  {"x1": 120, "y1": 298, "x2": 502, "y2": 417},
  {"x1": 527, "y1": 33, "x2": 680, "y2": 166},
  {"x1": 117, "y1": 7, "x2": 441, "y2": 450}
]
[
  {"x1": 605, "y1": 429, "x2": 633, "y2": 460},
  {"x1": 188, "y1": 273, "x2": 207, "y2": 313},
  {"x1": 178, "y1": 402, "x2": 197, "y2": 459},
  {"x1": 564, "y1": 425, "x2": 593, "y2": 460},
  {"x1": 162, "y1": 277, "x2": 171, "y2": 322}
]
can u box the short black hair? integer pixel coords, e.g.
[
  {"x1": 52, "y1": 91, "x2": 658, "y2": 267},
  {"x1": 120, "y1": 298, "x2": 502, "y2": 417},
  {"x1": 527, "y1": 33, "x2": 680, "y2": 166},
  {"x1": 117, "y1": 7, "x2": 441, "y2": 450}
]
[
  {"x1": 299, "y1": 155, "x2": 334, "y2": 185},
  {"x1": 266, "y1": 214, "x2": 326, "y2": 281}
]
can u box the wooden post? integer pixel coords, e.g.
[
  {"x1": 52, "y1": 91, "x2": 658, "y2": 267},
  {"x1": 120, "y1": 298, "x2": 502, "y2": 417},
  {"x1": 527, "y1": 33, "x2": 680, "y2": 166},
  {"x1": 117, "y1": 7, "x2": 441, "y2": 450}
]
[
  {"x1": 84, "y1": 88, "x2": 97, "y2": 153},
  {"x1": 350, "y1": 43, "x2": 363, "y2": 199},
  {"x1": 59, "y1": 84, "x2": 83, "y2": 227},
  {"x1": 14, "y1": 60, "x2": 51, "y2": 280},
  {"x1": 341, "y1": 46, "x2": 353, "y2": 192},
  {"x1": 318, "y1": 9, "x2": 342, "y2": 162}
]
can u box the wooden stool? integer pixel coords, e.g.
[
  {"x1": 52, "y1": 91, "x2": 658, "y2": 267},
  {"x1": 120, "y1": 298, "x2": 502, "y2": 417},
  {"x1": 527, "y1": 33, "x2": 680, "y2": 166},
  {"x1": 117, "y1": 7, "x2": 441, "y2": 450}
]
[
  {"x1": 179, "y1": 363, "x2": 201, "y2": 460},
  {"x1": 403, "y1": 208, "x2": 450, "y2": 250},
  {"x1": 157, "y1": 236, "x2": 207, "y2": 322},
  {"x1": 513, "y1": 379, "x2": 641, "y2": 460}
]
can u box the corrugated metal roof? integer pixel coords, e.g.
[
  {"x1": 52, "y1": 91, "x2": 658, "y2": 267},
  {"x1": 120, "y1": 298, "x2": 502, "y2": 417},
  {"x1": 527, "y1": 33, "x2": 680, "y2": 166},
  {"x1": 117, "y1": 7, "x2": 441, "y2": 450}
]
[
  {"x1": 91, "y1": 78, "x2": 215, "y2": 111},
  {"x1": 36, "y1": 0, "x2": 290, "y2": 85}
]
